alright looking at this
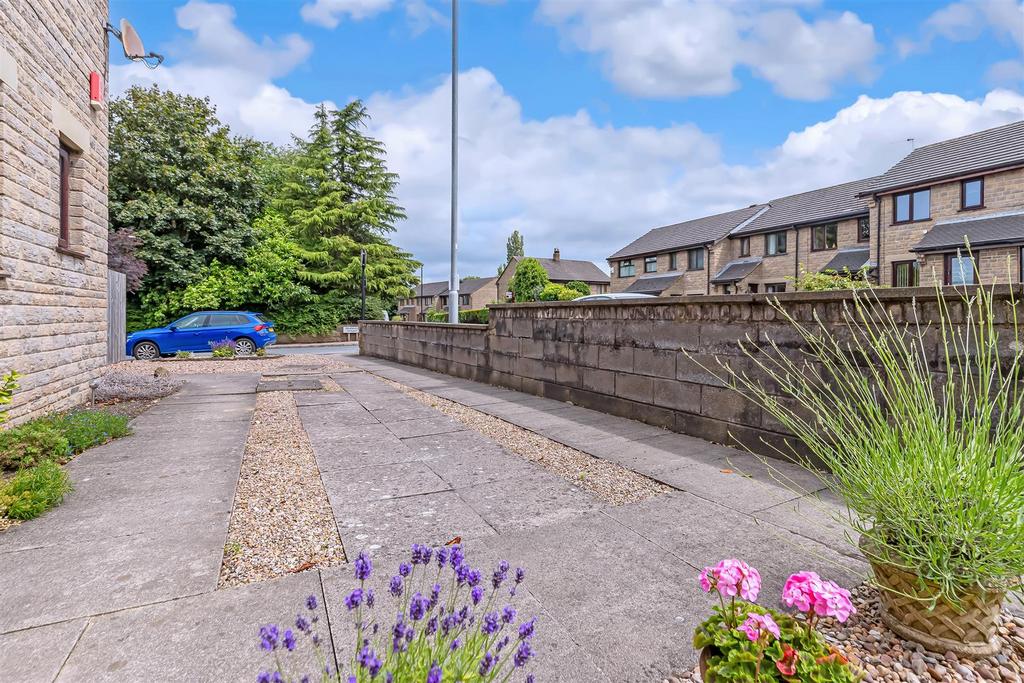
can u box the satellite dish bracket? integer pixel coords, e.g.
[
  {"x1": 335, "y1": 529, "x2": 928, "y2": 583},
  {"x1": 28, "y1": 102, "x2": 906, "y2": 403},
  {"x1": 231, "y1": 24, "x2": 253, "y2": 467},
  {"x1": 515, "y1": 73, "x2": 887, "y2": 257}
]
[{"x1": 104, "y1": 21, "x2": 164, "y2": 69}]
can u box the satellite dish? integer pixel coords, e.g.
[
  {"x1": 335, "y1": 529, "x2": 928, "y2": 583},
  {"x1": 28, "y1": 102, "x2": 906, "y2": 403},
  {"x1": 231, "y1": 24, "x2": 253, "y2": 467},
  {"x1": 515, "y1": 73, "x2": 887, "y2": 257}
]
[{"x1": 105, "y1": 19, "x2": 164, "y2": 69}]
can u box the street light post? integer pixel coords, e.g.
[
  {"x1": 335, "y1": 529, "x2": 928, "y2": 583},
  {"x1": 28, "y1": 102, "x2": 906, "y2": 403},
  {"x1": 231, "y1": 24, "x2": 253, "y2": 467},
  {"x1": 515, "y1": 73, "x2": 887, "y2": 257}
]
[
  {"x1": 448, "y1": 0, "x2": 459, "y2": 324},
  {"x1": 360, "y1": 248, "x2": 367, "y2": 320}
]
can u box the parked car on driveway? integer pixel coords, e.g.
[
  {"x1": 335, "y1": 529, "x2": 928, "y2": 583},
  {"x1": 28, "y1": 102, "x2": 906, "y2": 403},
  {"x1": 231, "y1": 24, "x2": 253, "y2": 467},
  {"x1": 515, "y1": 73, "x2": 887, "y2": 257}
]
[
  {"x1": 126, "y1": 311, "x2": 277, "y2": 360},
  {"x1": 572, "y1": 293, "x2": 657, "y2": 302}
]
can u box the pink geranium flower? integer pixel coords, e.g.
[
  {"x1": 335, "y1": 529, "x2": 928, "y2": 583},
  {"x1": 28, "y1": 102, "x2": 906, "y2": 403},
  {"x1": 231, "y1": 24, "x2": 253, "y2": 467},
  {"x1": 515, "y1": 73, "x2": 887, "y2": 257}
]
[
  {"x1": 699, "y1": 559, "x2": 761, "y2": 602},
  {"x1": 781, "y1": 571, "x2": 821, "y2": 613},
  {"x1": 781, "y1": 571, "x2": 856, "y2": 623},
  {"x1": 738, "y1": 612, "x2": 780, "y2": 642},
  {"x1": 812, "y1": 579, "x2": 856, "y2": 623}
]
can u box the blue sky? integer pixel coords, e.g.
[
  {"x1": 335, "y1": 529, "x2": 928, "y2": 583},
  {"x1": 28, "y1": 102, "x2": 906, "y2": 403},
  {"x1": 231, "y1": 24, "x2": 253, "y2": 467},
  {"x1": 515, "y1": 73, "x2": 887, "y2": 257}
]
[{"x1": 110, "y1": 0, "x2": 1024, "y2": 282}]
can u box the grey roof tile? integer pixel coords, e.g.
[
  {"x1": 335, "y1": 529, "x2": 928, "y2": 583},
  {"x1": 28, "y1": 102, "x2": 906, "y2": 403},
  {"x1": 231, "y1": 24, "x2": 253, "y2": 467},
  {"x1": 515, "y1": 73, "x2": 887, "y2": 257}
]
[
  {"x1": 861, "y1": 121, "x2": 1024, "y2": 196},
  {"x1": 711, "y1": 257, "x2": 763, "y2": 284},
  {"x1": 622, "y1": 273, "x2": 682, "y2": 294},
  {"x1": 415, "y1": 281, "x2": 449, "y2": 297},
  {"x1": 731, "y1": 177, "x2": 876, "y2": 237},
  {"x1": 458, "y1": 277, "x2": 497, "y2": 295},
  {"x1": 533, "y1": 258, "x2": 610, "y2": 284},
  {"x1": 820, "y1": 247, "x2": 870, "y2": 273},
  {"x1": 608, "y1": 204, "x2": 767, "y2": 260},
  {"x1": 910, "y1": 210, "x2": 1024, "y2": 252}
]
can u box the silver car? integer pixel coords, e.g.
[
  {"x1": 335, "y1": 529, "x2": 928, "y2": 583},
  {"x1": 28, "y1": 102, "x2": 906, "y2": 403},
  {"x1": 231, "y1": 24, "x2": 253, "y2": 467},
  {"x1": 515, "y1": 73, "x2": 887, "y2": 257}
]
[{"x1": 572, "y1": 293, "x2": 658, "y2": 302}]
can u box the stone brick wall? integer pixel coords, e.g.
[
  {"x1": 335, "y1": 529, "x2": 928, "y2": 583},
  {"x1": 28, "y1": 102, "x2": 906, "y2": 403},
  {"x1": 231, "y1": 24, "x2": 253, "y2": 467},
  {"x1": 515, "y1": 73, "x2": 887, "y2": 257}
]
[
  {"x1": 878, "y1": 167, "x2": 1024, "y2": 286},
  {"x1": 0, "y1": 0, "x2": 110, "y2": 423},
  {"x1": 360, "y1": 287, "x2": 1022, "y2": 459}
]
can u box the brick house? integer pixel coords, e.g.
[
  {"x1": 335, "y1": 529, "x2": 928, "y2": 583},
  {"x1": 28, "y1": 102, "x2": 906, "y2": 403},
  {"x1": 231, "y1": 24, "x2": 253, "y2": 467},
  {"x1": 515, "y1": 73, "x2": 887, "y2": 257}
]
[
  {"x1": 1, "y1": 0, "x2": 111, "y2": 422},
  {"x1": 398, "y1": 277, "x2": 498, "y2": 320},
  {"x1": 859, "y1": 121, "x2": 1024, "y2": 287},
  {"x1": 397, "y1": 280, "x2": 448, "y2": 321},
  {"x1": 715, "y1": 177, "x2": 876, "y2": 294},
  {"x1": 497, "y1": 249, "x2": 610, "y2": 300}
]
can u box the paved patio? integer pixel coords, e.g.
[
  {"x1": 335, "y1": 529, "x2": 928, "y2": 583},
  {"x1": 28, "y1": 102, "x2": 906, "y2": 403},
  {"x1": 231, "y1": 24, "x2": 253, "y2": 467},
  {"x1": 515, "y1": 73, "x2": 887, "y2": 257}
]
[{"x1": 0, "y1": 358, "x2": 865, "y2": 682}]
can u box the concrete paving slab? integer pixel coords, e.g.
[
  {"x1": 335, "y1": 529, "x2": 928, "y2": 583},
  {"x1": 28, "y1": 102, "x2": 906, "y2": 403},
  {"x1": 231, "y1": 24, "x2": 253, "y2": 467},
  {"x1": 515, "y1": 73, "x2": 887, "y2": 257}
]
[
  {"x1": 333, "y1": 490, "x2": 497, "y2": 558},
  {"x1": 481, "y1": 512, "x2": 701, "y2": 681},
  {"x1": 367, "y1": 403, "x2": 441, "y2": 423},
  {"x1": 458, "y1": 471, "x2": 604, "y2": 533},
  {"x1": 425, "y1": 448, "x2": 539, "y2": 489},
  {"x1": 753, "y1": 491, "x2": 861, "y2": 557},
  {"x1": 385, "y1": 416, "x2": 466, "y2": 439},
  {"x1": 318, "y1": 461, "x2": 452, "y2": 503},
  {"x1": 293, "y1": 391, "x2": 358, "y2": 406},
  {"x1": 57, "y1": 572, "x2": 326, "y2": 683},
  {"x1": 173, "y1": 373, "x2": 259, "y2": 396},
  {"x1": 0, "y1": 522, "x2": 226, "y2": 633},
  {"x1": 654, "y1": 459, "x2": 807, "y2": 514},
  {"x1": 0, "y1": 618, "x2": 86, "y2": 683},
  {"x1": 256, "y1": 378, "x2": 323, "y2": 392},
  {"x1": 297, "y1": 403, "x2": 380, "y2": 427}
]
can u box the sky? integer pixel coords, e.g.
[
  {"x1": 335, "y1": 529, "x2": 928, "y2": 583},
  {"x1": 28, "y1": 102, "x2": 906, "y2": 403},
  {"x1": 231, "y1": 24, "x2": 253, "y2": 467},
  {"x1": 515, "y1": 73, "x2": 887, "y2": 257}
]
[{"x1": 109, "y1": 0, "x2": 1024, "y2": 283}]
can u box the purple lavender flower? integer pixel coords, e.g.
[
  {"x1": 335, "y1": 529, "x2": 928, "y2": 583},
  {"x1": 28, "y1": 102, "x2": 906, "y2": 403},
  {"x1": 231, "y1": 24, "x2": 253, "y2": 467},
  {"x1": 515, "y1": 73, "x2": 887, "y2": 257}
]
[
  {"x1": 502, "y1": 605, "x2": 517, "y2": 624},
  {"x1": 398, "y1": 562, "x2": 412, "y2": 577},
  {"x1": 518, "y1": 617, "x2": 536, "y2": 641},
  {"x1": 436, "y1": 547, "x2": 449, "y2": 568},
  {"x1": 300, "y1": 676, "x2": 311, "y2": 683},
  {"x1": 364, "y1": 588, "x2": 375, "y2": 608},
  {"x1": 344, "y1": 588, "x2": 363, "y2": 610},
  {"x1": 386, "y1": 674, "x2": 393, "y2": 683},
  {"x1": 427, "y1": 663, "x2": 442, "y2": 683},
  {"x1": 496, "y1": 635, "x2": 510, "y2": 652},
  {"x1": 482, "y1": 611, "x2": 500, "y2": 635},
  {"x1": 428, "y1": 582, "x2": 441, "y2": 609},
  {"x1": 426, "y1": 616, "x2": 438, "y2": 635},
  {"x1": 479, "y1": 651, "x2": 498, "y2": 675},
  {"x1": 392, "y1": 618, "x2": 408, "y2": 653},
  {"x1": 389, "y1": 575, "x2": 403, "y2": 597},
  {"x1": 295, "y1": 614, "x2": 311, "y2": 633},
  {"x1": 283, "y1": 629, "x2": 296, "y2": 651},
  {"x1": 449, "y1": 545, "x2": 464, "y2": 569},
  {"x1": 450, "y1": 637, "x2": 461, "y2": 652},
  {"x1": 306, "y1": 595, "x2": 318, "y2": 610},
  {"x1": 259, "y1": 624, "x2": 279, "y2": 651},
  {"x1": 492, "y1": 566, "x2": 507, "y2": 589},
  {"x1": 526, "y1": 675, "x2": 535, "y2": 683},
  {"x1": 515, "y1": 567, "x2": 526, "y2": 584},
  {"x1": 354, "y1": 552, "x2": 373, "y2": 581},
  {"x1": 471, "y1": 585, "x2": 485, "y2": 605},
  {"x1": 357, "y1": 645, "x2": 383, "y2": 676},
  {"x1": 409, "y1": 592, "x2": 429, "y2": 621},
  {"x1": 514, "y1": 640, "x2": 534, "y2": 667},
  {"x1": 467, "y1": 568, "x2": 482, "y2": 587},
  {"x1": 257, "y1": 672, "x2": 272, "y2": 683}
]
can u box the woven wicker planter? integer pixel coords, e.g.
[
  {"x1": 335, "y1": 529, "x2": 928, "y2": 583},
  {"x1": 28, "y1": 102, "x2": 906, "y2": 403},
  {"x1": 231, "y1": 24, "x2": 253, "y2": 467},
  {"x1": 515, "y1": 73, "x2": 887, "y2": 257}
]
[{"x1": 860, "y1": 537, "x2": 1003, "y2": 656}]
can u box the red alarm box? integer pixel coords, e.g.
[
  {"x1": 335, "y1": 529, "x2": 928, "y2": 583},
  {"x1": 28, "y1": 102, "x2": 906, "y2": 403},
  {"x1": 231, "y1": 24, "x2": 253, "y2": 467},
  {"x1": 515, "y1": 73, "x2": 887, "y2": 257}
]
[{"x1": 89, "y1": 71, "x2": 102, "y2": 110}]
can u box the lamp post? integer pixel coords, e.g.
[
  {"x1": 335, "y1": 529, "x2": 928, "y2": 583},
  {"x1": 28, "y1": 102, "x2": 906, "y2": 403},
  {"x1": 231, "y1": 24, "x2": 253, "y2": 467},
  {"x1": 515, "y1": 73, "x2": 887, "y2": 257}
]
[
  {"x1": 360, "y1": 248, "x2": 367, "y2": 320},
  {"x1": 448, "y1": 0, "x2": 459, "y2": 324}
]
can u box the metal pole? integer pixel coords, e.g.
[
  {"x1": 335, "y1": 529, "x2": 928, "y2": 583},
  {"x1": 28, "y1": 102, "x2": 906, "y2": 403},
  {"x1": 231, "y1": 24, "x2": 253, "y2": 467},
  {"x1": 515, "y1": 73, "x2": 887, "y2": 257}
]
[
  {"x1": 360, "y1": 249, "x2": 367, "y2": 320},
  {"x1": 448, "y1": 0, "x2": 459, "y2": 324}
]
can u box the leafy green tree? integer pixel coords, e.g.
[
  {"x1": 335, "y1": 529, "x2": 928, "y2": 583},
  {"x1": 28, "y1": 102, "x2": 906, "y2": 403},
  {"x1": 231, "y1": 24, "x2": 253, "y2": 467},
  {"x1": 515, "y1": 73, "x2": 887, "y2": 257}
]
[
  {"x1": 499, "y1": 230, "x2": 525, "y2": 275},
  {"x1": 276, "y1": 103, "x2": 408, "y2": 287},
  {"x1": 510, "y1": 258, "x2": 549, "y2": 302},
  {"x1": 565, "y1": 280, "x2": 590, "y2": 296},
  {"x1": 109, "y1": 85, "x2": 265, "y2": 291},
  {"x1": 539, "y1": 283, "x2": 579, "y2": 301}
]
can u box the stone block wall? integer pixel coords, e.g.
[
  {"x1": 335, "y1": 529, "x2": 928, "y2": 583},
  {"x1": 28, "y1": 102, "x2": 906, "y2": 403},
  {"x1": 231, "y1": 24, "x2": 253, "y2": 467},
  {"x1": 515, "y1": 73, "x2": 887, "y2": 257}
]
[
  {"x1": 0, "y1": 0, "x2": 110, "y2": 423},
  {"x1": 360, "y1": 288, "x2": 1023, "y2": 459}
]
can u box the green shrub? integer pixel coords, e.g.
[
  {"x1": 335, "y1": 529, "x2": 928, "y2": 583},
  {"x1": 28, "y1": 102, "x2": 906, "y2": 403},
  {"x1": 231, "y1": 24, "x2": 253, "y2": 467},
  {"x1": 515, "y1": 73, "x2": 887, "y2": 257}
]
[
  {"x1": 175, "y1": 350, "x2": 192, "y2": 358},
  {"x1": 538, "y1": 283, "x2": 578, "y2": 301},
  {"x1": 458, "y1": 308, "x2": 489, "y2": 324},
  {"x1": 0, "y1": 460, "x2": 72, "y2": 520},
  {"x1": 565, "y1": 280, "x2": 590, "y2": 296},
  {"x1": 0, "y1": 422, "x2": 70, "y2": 471},
  {"x1": 509, "y1": 258, "x2": 549, "y2": 302},
  {"x1": 38, "y1": 410, "x2": 132, "y2": 455},
  {"x1": 426, "y1": 310, "x2": 448, "y2": 322},
  {"x1": 0, "y1": 370, "x2": 18, "y2": 425},
  {"x1": 790, "y1": 267, "x2": 872, "y2": 291}
]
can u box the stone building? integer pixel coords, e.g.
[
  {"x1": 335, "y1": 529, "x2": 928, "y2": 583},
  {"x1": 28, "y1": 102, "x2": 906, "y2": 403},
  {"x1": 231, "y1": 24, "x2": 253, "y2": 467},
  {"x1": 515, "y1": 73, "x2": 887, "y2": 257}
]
[
  {"x1": 398, "y1": 277, "x2": 498, "y2": 320},
  {"x1": 0, "y1": 0, "x2": 111, "y2": 422}
]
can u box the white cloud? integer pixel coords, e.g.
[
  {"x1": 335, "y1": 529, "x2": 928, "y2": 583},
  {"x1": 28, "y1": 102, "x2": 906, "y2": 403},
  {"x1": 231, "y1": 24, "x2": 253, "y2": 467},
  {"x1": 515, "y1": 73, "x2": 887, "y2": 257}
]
[
  {"x1": 899, "y1": 0, "x2": 1024, "y2": 56},
  {"x1": 300, "y1": 0, "x2": 395, "y2": 28},
  {"x1": 988, "y1": 59, "x2": 1024, "y2": 86},
  {"x1": 110, "y1": 0, "x2": 331, "y2": 144},
  {"x1": 536, "y1": 0, "x2": 880, "y2": 101}
]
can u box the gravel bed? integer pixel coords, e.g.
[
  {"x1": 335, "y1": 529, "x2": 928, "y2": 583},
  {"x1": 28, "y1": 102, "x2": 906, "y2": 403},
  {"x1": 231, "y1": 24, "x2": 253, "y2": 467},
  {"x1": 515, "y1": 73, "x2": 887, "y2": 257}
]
[
  {"x1": 94, "y1": 398, "x2": 160, "y2": 420},
  {"x1": 664, "y1": 584, "x2": 1024, "y2": 683},
  {"x1": 93, "y1": 367, "x2": 184, "y2": 402},
  {"x1": 219, "y1": 390, "x2": 346, "y2": 587},
  {"x1": 377, "y1": 377, "x2": 671, "y2": 506},
  {"x1": 109, "y1": 355, "x2": 355, "y2": 376}
]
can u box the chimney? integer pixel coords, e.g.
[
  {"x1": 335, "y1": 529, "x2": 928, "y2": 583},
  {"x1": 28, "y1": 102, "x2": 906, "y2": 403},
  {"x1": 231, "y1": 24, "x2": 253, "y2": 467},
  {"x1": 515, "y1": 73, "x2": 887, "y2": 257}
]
[{"x1": 552, "y1": 248, "x2": 560, "y2": 261}]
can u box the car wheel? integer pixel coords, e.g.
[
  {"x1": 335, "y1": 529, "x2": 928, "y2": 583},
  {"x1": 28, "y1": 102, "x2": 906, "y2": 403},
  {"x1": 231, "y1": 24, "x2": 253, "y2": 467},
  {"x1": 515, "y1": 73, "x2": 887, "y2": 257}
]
[
  {"x1": 234, "y1": 337, "x2": 257, "y2": 356},
  {"x1": 132, "y1": 341, "x2": 159, "y2": 361}
]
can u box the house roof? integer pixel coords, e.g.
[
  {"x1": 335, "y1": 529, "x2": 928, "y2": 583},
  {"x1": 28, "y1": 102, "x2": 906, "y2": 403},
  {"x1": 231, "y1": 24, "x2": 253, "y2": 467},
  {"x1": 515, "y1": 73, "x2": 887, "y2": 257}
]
[
  {"x1": 860, "y1": 121, "x2": 1024, "y2": 196},
  {"x1": 820, "y1": 247, "x2": 871, "y2": 273},
  {"x1": 622, "y1": 273, "x2": 682, "y2": 295},
  {"x1": 457, "y1": 277, "x2": 497, "y2": 295},
  {"x1": 711, "y1": 257, "x2": 762, "y2": 284},
  {"x1": 731, "y1": 177, "x2": 876, "y2": 237},
  {"x1": 415, "y1": 281, "x2": 449, "y2": 297},
  {"x1": 608, "y1": 204, "x2": 768, "y2": 260},
  {"x1": 910, "y1": 210, "x2": 1024, "y2": 253},
  {"x1": 533, "y1": 258, "x2": 610, "y2": 284}
]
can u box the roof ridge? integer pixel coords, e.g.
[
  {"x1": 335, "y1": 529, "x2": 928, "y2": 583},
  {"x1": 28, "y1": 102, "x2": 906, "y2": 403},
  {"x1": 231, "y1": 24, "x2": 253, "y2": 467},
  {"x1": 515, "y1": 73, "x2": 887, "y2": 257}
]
[
  {"x1": 909, "y1": 119, "x2": 1024, "y2": 153},
  {"x1": 762, "y1": 175, "x2": 880, "y2": 204}
]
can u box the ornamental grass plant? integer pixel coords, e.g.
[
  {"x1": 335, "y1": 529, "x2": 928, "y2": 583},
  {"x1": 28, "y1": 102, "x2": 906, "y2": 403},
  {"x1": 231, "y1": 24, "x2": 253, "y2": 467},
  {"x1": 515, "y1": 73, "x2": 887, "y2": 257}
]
[{"x1": 706, "y1": 276, "x2": 1024, "y2": 610}]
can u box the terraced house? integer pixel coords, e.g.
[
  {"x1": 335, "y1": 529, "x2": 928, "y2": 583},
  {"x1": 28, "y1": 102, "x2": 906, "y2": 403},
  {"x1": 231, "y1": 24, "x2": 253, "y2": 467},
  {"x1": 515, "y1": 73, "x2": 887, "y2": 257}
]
[{"x1": 609, "y1": 121, "x2": 1024, "y2": 295}]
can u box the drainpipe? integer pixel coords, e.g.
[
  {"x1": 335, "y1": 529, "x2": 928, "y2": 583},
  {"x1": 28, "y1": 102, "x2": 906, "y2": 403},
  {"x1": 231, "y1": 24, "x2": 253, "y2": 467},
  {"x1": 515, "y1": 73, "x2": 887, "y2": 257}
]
[
  {"x1": 706, "y1": 243, "x2": 711, "y2": 295},
  {"x1": 875, "y1": 197, "x2": 882, "y2": 285},
  {"x1": 793, "y1": 226, "x2": 800, "y2": 286}
]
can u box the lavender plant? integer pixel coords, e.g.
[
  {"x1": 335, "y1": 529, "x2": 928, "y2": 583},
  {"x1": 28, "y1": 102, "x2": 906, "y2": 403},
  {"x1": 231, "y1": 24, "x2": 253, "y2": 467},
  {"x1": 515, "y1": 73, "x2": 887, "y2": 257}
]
[
  {"x1": 256, "y1": 544, "x2": 538, "y2": 682},
  {"x1": 210, "y1": 337, "x2": 236, "y2": 358}
]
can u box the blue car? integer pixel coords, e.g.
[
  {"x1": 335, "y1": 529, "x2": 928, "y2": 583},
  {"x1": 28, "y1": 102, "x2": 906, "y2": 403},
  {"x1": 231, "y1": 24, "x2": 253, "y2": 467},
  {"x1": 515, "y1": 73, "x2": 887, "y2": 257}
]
[{"x1": 126, "y1": 311, "x2": 277, "y2": 360}]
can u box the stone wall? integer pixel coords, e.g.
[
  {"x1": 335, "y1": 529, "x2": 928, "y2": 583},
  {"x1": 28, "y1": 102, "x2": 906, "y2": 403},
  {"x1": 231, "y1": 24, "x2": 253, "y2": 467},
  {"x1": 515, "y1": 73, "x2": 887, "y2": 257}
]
[
  {"x1": 0, "y1": 0, "x2": 110, "y2": 422},
  {"x1": 360, "y1": 288, "x2": 1023, "y2": 459}
]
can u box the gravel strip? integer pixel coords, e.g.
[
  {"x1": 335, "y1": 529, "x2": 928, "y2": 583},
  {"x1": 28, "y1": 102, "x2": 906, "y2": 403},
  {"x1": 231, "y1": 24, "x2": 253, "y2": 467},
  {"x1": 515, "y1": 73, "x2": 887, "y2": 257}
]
[
  {"x1": 93, "y1": 367, "x2": 184, "y2": 402},
  {"x1": 109, "y1": 354, "x2": 356, "y2": 376},
  {"x1": 219, "y1": 390, "x2": 346, "y2": 587},
  {"x1": 664, "y1": 583, "x2": 1024, "y2": 682},
  {"x1": 376, "y1": 377, "x2": 671, "y2": 506}
]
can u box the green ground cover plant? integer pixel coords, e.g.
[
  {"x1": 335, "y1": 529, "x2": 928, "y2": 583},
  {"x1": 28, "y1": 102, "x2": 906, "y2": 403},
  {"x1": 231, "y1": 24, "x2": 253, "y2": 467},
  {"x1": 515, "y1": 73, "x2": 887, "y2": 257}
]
[
  {"x1": 0, "y1": 421, "x2": 70, "y2": 470},
  {"x1": 38, "y1": 410, "x2": 132, "y2": 455},
  {"x1": 0, "y1": 460, "x2": 73, "y2": 520},
  {"x1": 710, "y1": 279, "x2": 1024, "y2": 608}
]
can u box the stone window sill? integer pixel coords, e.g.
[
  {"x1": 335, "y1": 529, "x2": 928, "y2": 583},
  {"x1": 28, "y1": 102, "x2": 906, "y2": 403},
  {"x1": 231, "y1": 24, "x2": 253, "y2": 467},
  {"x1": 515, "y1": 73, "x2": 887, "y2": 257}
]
[{"x1": 56, "y1": 244, "x2": 87, "y2": 259}]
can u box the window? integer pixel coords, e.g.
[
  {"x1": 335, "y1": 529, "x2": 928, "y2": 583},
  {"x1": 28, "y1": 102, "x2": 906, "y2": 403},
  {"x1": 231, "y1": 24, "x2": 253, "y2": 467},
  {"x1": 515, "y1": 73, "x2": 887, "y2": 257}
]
[
  {"x1": 668, "y1": 252, "x2": 678, "y2": 271},
  {"x1": 765, "y1": 231, "x2": 787, "y2": 256},
  {"x1": 857, "y1": 216, "x2": 870, "y2": 242},
  {"x1": 644, "y1": 256, "x2": 658, "y2": 273},
  {"x1": 58, "y1": 143, "x2": 72, "y2": 249},
  {"x1": 174, "y1": 314, "x2": 207, "y2": 330},
  {"x1": 618, "y1": 260, "x2": 635, "y2": 277},
  {"x1": 894, "y1": 188, "x2": 930, "y2": 222},
  {"x1": 945, "y1": 253, "x2": 977, "y2": 286},
  {"x1": 748, "y1": 283, "x2": 758, "y2": 294},
  {"x1": 739, "y1": 237, "x2": 750, "y2": 257},
  {"x1": 961, "y1": 178, "x2": 983, "y2": 210},
  {"x1": 687, "y1": 248, "x2": 704, "y2": 270},
  {"x1": 891, "y1": 260, "x2": 919, "y2": 288},
  {"x1": 811, "y1": 223, "x2": 838, "y2": 251},
  {"x1": 459, "y1": 295, "x2": 470, "y2": 306},
  {"x1": 721, "y1": 284, "x2": 732, "y2": 295},
  {"x1": 765, "y1": 283, "x2": 786, "y2": 293}
]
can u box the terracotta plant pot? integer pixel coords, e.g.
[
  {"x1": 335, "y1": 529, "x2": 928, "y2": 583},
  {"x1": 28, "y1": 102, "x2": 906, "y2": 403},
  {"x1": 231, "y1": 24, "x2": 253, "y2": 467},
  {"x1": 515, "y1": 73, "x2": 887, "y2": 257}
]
[
  {"x1": 860, "y1": 536, "x2": 1003, "y2": 656},
  {"x1": 698, "y1": 646, "x2": 715, "y2": 682}
]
